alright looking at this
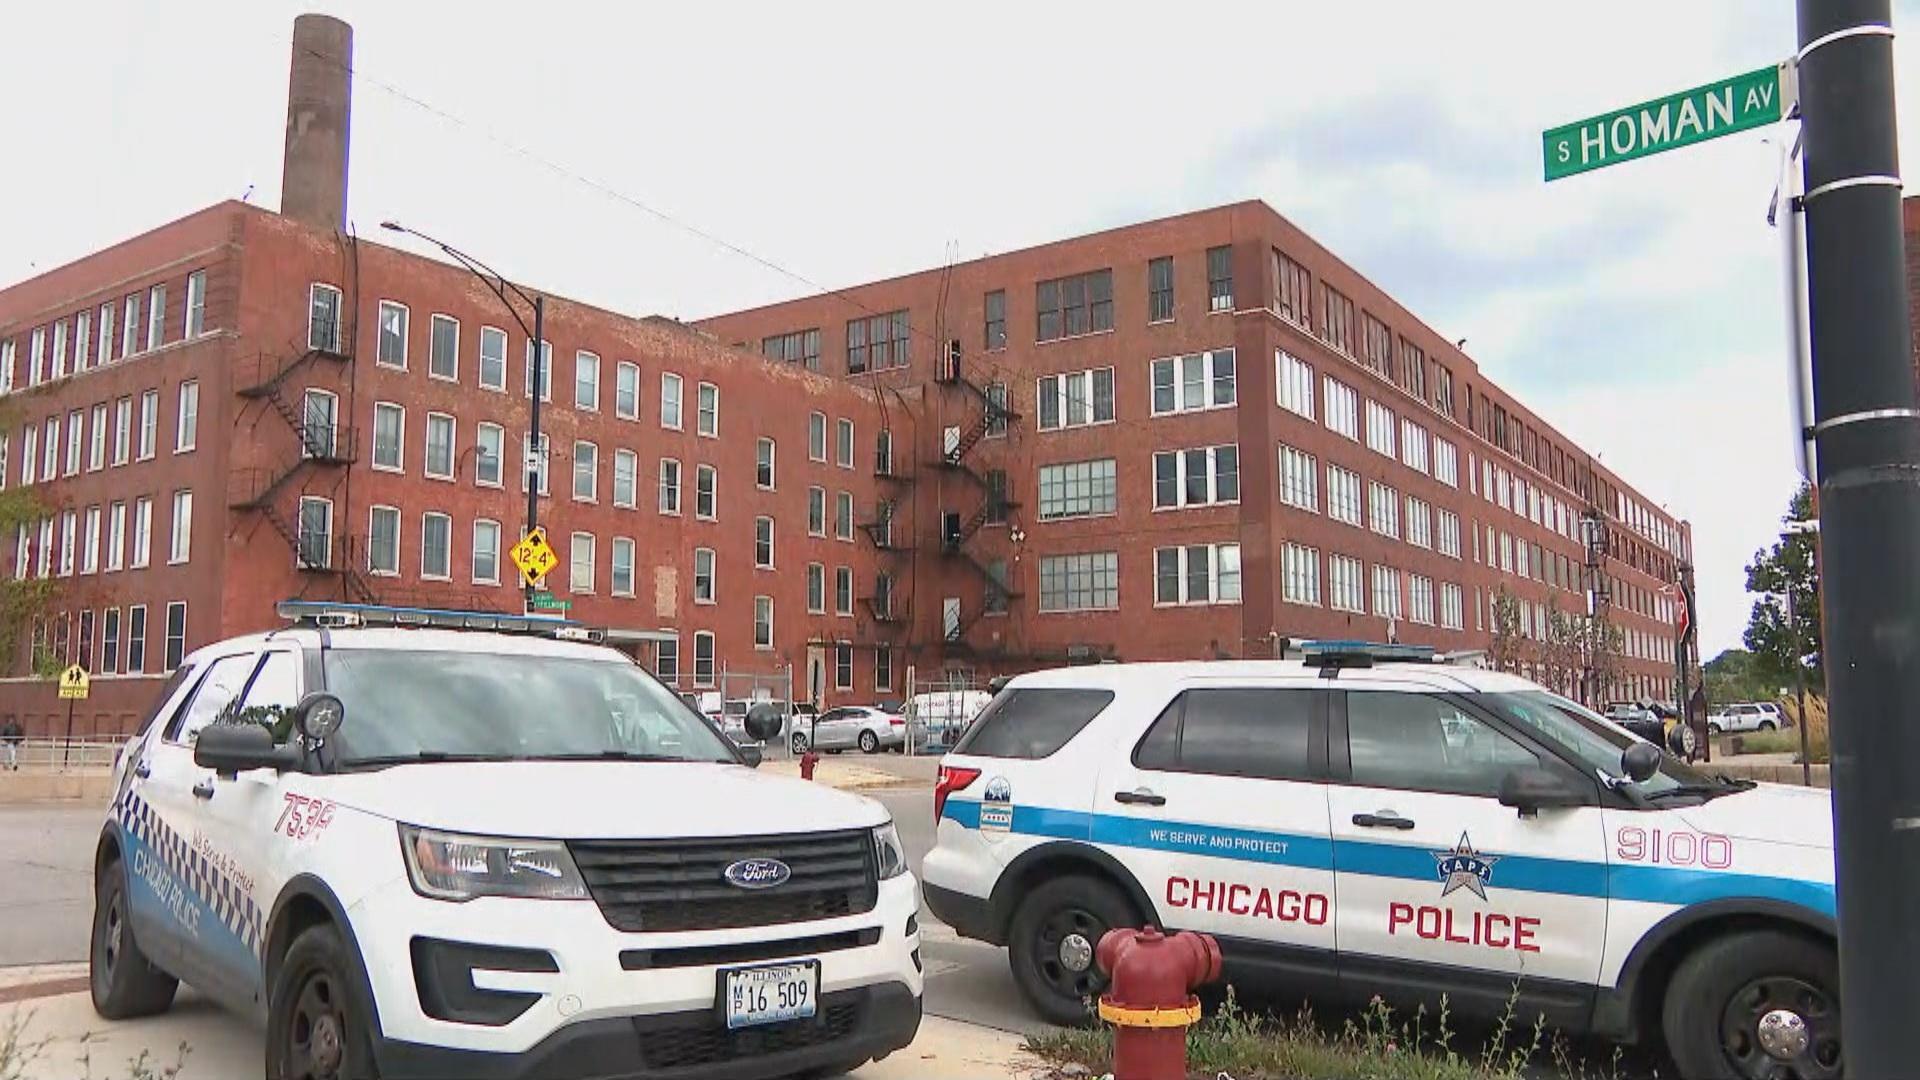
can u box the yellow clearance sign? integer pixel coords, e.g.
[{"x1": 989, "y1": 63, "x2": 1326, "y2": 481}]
[
  {"x1": 509, "y1": 527, "x2": 559, "y2": 587},
  {"x1": 59, "y1": 664, "x2": 90, "y2": 700}
]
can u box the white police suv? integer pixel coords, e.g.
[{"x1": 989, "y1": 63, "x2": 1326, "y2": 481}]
[
  {"x1": 921, "y1": 643, "x2": 1839, "y2": 1079},
  {"x1": 92, "y1": 602, "x2": 922, "y2": 1079}
]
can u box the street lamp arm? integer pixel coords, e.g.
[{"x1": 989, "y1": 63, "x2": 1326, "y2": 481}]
[{"x1": 379, "y1": 221, "x2": 541, "y2": 340}]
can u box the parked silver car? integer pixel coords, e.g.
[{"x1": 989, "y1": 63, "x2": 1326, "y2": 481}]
[{"x1": 791, "y1": 705, "x2": 905, "y2": 754}]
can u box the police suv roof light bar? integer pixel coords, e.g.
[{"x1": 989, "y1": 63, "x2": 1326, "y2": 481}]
[
  {"x1": 275, "y1": 600, "x2": 602, "y2": 641},
  {"x1": 1299, "y1": 640, "x2": 1438, "y2": 679}
]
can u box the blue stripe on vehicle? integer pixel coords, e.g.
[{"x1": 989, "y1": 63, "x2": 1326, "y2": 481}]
[{"x1": 944, "y1": 799, "x2": 1834, "y2": 916}]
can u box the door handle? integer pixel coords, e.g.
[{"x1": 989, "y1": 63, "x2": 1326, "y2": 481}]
[
  {"x1": 1114, "y1": 790, "x2": 1167, "y2": 807},
  {"x1": 192, "y1": 779, "x2": 216, "y2": 800},
  {"x1": 132, "y1": 760, "x2": 151, "y2": 779},
  {"x1": 1352, "y1": 812, "x2": 1415, "y2": 830}
]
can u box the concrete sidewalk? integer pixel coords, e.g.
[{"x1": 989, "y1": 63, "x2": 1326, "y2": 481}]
[{"x1": 0, "y1": 968, "x2": 1036, "y2": 1079}]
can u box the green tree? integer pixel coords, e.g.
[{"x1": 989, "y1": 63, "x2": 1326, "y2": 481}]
[
  {"x1": 0, "y1": 402, "x2": 60, "y2": 678},
  {"x1": 1742, "y1": 484, "x2": 1822, "y2": 693},
  {"x1": 1488, "y1": 586, "x2": 1527, "y2": 674},
  {"x1": 1704, "y1": 648, "x2": 1777, "y2": 704}
]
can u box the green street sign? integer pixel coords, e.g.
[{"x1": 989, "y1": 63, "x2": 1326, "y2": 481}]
[
  {"x1": 529, "y1": 592, "x2": 570, "y2": 612},
  {"x1": 1543, "y1": 63, "x2": 1791, "y2": 181}
]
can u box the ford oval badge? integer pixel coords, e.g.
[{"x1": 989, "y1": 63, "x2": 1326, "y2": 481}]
[{"x1": 723, "y1": 858, "x2": 792, "y2": 890}]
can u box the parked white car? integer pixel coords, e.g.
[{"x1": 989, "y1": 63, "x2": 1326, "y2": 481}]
[
  {"x1": 792, "y1": 706, "x2": 906, "y2": 755},
  {"x1": 1709, "y1": 702, "x2": 1786, "y2": 734},
  {"x1": 93, "y1": 602, "x2": 922, "y2": 1079}
]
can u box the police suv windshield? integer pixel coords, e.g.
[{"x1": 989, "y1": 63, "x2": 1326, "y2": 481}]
[
  {"x1": 320, "y1": 649, "x2": 738, "y2": 767},
  {"x1": 1470, "y1": 690, "x2": 1719, "y2": 797}
]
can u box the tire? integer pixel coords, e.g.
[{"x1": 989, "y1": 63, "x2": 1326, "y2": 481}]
[
  {"x1": 859, "y1": 731, "x2": 880, "y2": 754},
  {"x1": 1662, "y1": 930, "x2": 1841, "y2": 1080},
  {"x1": 266, "y1": 924, "x2": 380, "y2": 1080},
  {"x1": 1668, "y1": 723, "x2": 1697, "y2": 759},
  {"x1": 1007, "y1": 874, "x2": 1139, "y2": 1027},
  {"x1": 1759, "y1": 720, "x2": 1778, "y2": 732},
  {"x1": 791, "y1": 732, "x2": 809, "y2": 754},
  {"x1": 1709, "y1": 723, "x2": 1724, "y2": 736},
  {"x1": 90, "y1": 861, "x2": 178, "y2": 1019}
]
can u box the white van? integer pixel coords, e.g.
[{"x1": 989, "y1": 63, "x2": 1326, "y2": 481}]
[{"x1": 904, "y1": 690, "x2": 993, "y2": 752}]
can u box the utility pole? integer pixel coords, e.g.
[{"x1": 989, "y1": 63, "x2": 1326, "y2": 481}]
[
  {"x1": 1795, "y1": 0, "x2": 1920, "y2": 1069},
  {"x1": 526, "y1": 296, "x2": 546, "y2": 576}
]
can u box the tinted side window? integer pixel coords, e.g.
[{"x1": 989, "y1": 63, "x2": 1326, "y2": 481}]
[
  {"x1": 953, "y1": 689, "x2": 1114, "y2": 759},
  {"x1": 164, "y1": 654, "x2": 259, "y2": 744},
  {"x1": 1346, "y1": 692, "x2": 1536, "y2": 797},
  {"x1": 134, "y1": 664, "x2": 197, "y2": 736},
  {"x1": 1133, "y1": 689, "x2": 1318, "y2": 781}
]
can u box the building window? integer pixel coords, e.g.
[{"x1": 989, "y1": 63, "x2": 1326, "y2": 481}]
[
  {"x1": 1206, "y1": 246, "x2": 1233, "y2": 312},
  {"x1": 1365, "y1": 400, "x2": 1396, "y2": 458},
  {"x1": 693, "y1": 631, "x2": 716, "y2": 687},
  {"x1": 1038, "y1": 552, "x2": 1119, "y2": 612},
  {"x1": 1410, "y1": 575, "x2": 1436, "y2": 626},
  {"x1": 18, "y1": 427, "x2": 33, "y2": 487},
  {"x1": 762, "y1": 328, "x2": 821, "y2": 371},
  {"x1": 1400, "y1": 420, "x2": 1429, "y2": 474},
  {"x1": 120, "y1": 294, "x2": 140, "y2": 358},
  {"x1": 297, "y1": 390, "x2": 338, "y2": 460},
  {"x1": 80, "y1": 506, "x2": 101, "y2": 575},
  {"x1": 833, "y1": 418, "x2": 854, "y2": 469},
  {"x1": 376, "y1": 301, "x2": 408, "y2": 368},
  {"x1": 875, "y1": 645, "x2": 893, "y2": 692},
  {"x1": 656, "y1": 637, "x2": 680, "y2": 685},
  {"x1": 615, "y1": 361, "x2": 640, "y2": 419},
  {"x1": 1150, "y1": 349, "x2": 1235, "y2": 415},
  {"x1": 693, "y1": 548, "x2": 715, "y2": 603},
  {"x1": 125, "y1": 604, "x2": 147, "y2": 674},
  {"x1": 423, "y1": 314, "x2": 458, "y2": 381},
  {"x1": 131, "y1": 498, "x2": 152, "y2": 569},
  {"x1": 113, "y1": 397, "x2": 131, "y2": 466},
  {"x1": 984, "y1": 290, "x2": 1007, "y2": 350},
  {"x1": 575, "y1": 351, "x2": 601, "y2": 411},
  {"x1": 478, "y1": 326, "x2": 507, "y2": 390},
  {"x1": 807, "y1": 487, "x2": 826, "y2": 536},
  {"x1": 573, "y1": 440, "x2": 598, "y2": 502},
  {"x1": 1435, "y1": 437, "x2": 1459, "y2": 487},
  {"x1": 1148, "y1": 256, "x2": 1175, "y2": 322},
  {"x1": 106, "y1": 503, "x2": 125, "y2": 573},
  {"x1": 1329, "y1": 554, "x2": 1364, "y2": 613},
  {"x1": 1282, "y1": 544, "x2": 1320, "y2": 606},
  {"x1": 1371, "y1": 564, "x2": 1402, "y2": 620},
  {"x1": 659, "y1": 459, "x2": 682, "y2": 515},
  {"x1": 846, "y1": 310, "x2": 910, "y2": 373},
  {"x1": 806, "y1": 563, "x2": 826, "y2": 613},
  {"x1": 983, "y1": 383, "x2": 1009, "y2": 438},
  {"x1": 372, "y1": 402, "x2": 404, "y2": 471},
  {"x1": 1278, "y1": 445, "x2": 1318, "y2": 511},
  {"x1": 834, "y1": 642, "x2": 853, "y2": 691},
  {"x1": 145, "y1": 284, "x2": 166, "y2": 350},
  {"x1": 525, "y1": 339, "x2": 553, "y2": 400},
  {"x1": 1441, "y1": 582, "x2": 1465, "y2": 630},
  {"x1": 1406, "y1": 496, "x2": 1433, "y2": 549},
  {"x1": 88, "y1": 404, "x2": 107, "y2": 470},
  {"x1": 1276, "y1": 351, "x2": 1315, "y2": 420},
  {"x1": 834, "y1": 566, "x2": 854, "y2": 616},
  {"x1": 473, "y1": 520, "x2": 501, "y2": 584},
  {"x1": 73, "y1": 313, "x2": 91, "y2": 375},
  {"x1": 421, "y1": 513, "x2": 452, "y2": 581},
  {"x1": 1361, "y1": 312, "x2": 1393, "y2": 379},
  {"x1": 694, "y1": 464, "x2": 717, "y2": 520},
  {"x1": 610, "y1": 539, "x2": 635, "y2": 597},
  {"x1": 984, "y1": 468, "x2": 1010, "y2": 524},
  {"x1": 102, "y1": 608, "x2": 120, "y2": 673},
  {"x1": 133, "y1": 391, "x2": 159, "y2": 460},
  {"x1": 1399, "y1": 336, "x2": 1428, "y2": 400},
  {"x1": 754, "y1": 596, "x2": 774, "y2": 650},
  {"x1": 164, "y1": 601, "x2": 187, "y2": 671},
  {"x1": 1033, "y1": 458, "x2": 1116, "y2": 521},
  {"x1": 1368, "y1": 482, "x2": 1400, "y2": 539},
  {"x1": 1326, "y1": 465, "x2": 1362, "y2": 526},
  {"x1": 297, "y1": 497, "x2": 332, "y2": 569},
  {"x1": 613, "y1": 449, "x2": 637, "y2": 508},
  {"x1": 425, "y1": 413, "x2": 456, "y2": 480},
  {"x1": 875, "y1": 429, "x2": 894, "y2": 475},
  {"x1": 696, "y1": 382, "x2": 720, "y2": 437},
  {"x1": 65, "y1": 410, "x2": 82, "y2": 476},
  {"x1": 1320, "y1": 282, "x2": 1354, "y2": 356},
  {"x1": 835, "y1": 491, "x2": 855, "y2": 541},
  {"x1": 1036, "y1": 269, "x2": 1113, "y2": 342},
  {"x1": 569, "y1": 532, "x2": 594, "y2": 593},
  {"x1": 168, "y1": 490, "x2": 192, "y2": 564},
  {"x1": 1272, "y1": 249, "x2": 1311, "y2": 327},
  {"x1": 522, "y1": 433, "x2": 550, "y2": 495},
  {"x1": 1154, "y1": 543, "x2": 1241, "y2": 606},
  {"x1": 755, "y1": 516, "x2": 775, "y2": 569},
  {"x1": 475, "y1": 422, "x2": 504, "y2": 486},
  {"x1": 1035, "y1": 367, "x2": 1115, "y2": 430},
  {"x1": 807, "y1": 412, "x2": 828, "y2": 462},
  {"x1": 59, "y1": 510, "x2": 76, "y2": 576},
  {"x1": 369, "y1": 505, "x2": 401, "y2": 576},
  {"x1": 1152, "y1": 445, "x2": 1239, "y2": 510},
  {"x1": 660, "y1": 373, "x2": 683, "y2": 430}
]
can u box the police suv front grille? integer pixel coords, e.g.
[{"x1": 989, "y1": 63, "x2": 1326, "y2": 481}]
[
  {"x1": 637, "y1": 998, "x2": 863, "y2": 1070},
  {"x1": 569, "y1": 830, "x2": 878, "y2": 933}
]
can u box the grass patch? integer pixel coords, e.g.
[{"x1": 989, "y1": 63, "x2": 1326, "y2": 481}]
[
  {"x1": 1730, "y1": 729, "x2": 1828, "y2": 763},
  {"x1": 1024, "y1": 988, "x2": 1632, "y2": 1080}
]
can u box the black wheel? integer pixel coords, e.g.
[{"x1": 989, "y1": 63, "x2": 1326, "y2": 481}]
[
  {"x1": 791, "y1": 732, "x2": 809, "y2": 754},
  {"x1": 1007, "y1": 874, "x2": 1138, "y2": 1027},
  {"x1": 859, "y1": 731, "x2": 880, "y2": 754},
  {"x1": 267, "y1": 924, "x2": 379, "y2": 1080},
  {"x1": 90, "y1": 861, "x2": 178, "y2": 1019},
  {"x1": 1669, "y1": 723, "x2": 1698, "y2": 759},
  {"x1": 1759, "y1": 720, "x2": 1778, "y2": 732},
  {"x1": 1662, "y1": 930, "x2": 1841, "y2": 1080}
]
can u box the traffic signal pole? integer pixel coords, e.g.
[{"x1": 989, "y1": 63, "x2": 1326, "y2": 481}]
[{"x1": 1794, "y1": 0, "x2": 1920, "y2": 1069}]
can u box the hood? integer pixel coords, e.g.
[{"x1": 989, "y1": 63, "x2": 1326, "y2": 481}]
[
  {"x1": 308, "y1": 762, "x2": 891, "y2": 839},
  {"x1": 1680, "y1": 782, "x2": 1833, "y2": 848}
]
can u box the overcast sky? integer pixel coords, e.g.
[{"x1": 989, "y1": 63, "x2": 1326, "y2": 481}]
[{"x1": 6, "y1": 1, "x2": 1918, "y2": 657}]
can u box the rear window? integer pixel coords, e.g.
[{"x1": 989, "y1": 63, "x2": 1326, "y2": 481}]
[{"x1": 952, "y1": 688, "x2": 1114, "y2": 759}]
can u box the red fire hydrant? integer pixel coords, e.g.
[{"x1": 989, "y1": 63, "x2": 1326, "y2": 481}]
[
  {"x1": 1095, "y1": 927, "x2": 1222, "y2": 1080},
  {"x1": 799, "y1": 751, "x2": 820, "y2": 780}
]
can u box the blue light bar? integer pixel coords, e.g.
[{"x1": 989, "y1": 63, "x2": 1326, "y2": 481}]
[
  {"x1": 275, "y1": 600, "x2": 591, "y2": 638},
  {"x1": 1299, "y1": 640, "x2": 1437, "y2": 666}
]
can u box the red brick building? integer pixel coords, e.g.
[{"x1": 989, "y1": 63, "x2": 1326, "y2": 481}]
[{"x1": 699, "y1": 203, "x2": 1694, "y2": 700}]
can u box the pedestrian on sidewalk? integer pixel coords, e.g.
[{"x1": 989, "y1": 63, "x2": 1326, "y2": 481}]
[{"x1": 1, "y1": 717, "x2": 22, "y2": 771}]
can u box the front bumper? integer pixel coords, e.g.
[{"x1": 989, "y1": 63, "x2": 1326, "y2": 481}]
[
  {"x1": 353, "y1": 871, "x2": 923, "y2": 1062},
  {"x1": 377, "y1": 980, "x2": 921, "y2": 1080}
]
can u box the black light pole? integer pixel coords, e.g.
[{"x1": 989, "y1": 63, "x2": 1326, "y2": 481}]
[
  {"x1": 379, "y1": 222, "x2": 546, "y2": 609},
  {"x1": 1794, "y1": 0, "x2": 1920, "y2": 1069}
]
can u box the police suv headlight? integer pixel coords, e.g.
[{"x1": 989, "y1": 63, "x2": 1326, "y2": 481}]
[
  {"x1": 872, "y1": 821, "x2": 908, "y2": 880},
  {"x1": 400, "y1": 825, "x2": 590, "y2": 902}
]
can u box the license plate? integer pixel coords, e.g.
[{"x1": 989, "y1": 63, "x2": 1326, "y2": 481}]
[{"x1": 722, "y1": 962, "x2": 819, "y2": 1030}]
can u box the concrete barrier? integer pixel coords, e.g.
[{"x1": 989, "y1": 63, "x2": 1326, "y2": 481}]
[{"x1": 0, "y1": 772, "x2": 114, "y2": 805}]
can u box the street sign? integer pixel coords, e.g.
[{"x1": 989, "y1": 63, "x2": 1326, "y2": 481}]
[
  {"x1": 58, "y1": 664, "x2": 89, "y2": 700},
  {"x1": 509, "y1": 526, "x2": 559, "y2": 587},
  {"x1": 1543, "y1": 63, "x2": 1792, "y2": 181},
  {"x1": 528, "y1": 591, "x2": 571, "y2": 612}
]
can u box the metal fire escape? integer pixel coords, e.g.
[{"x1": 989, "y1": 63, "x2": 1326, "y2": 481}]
[
  {"x1": 227, "y1": 312, "x2": 377, "y2": 605},
  {"x1": 928, "y1": 340, "x2": 1022, "y2": 650},
  {"x1": 860, "y1": 417, "x2": 915, "y2": 628}
]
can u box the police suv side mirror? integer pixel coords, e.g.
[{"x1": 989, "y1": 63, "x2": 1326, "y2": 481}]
[
  {"x1": 1498, "y1": 766, "x2": 1590, "y2": 817},
  {"x1": 744, "y1": 703, "x2": 784, "y2": 743},
  {"x1": 1620, "y1": 741, "x2": 1662, "y2": 784},
  {"x1": 194, "y1": 723, "x2": 303, "y2": 778}
]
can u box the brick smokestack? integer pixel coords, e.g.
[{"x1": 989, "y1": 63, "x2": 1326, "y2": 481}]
[{"x1": 281, "y1": 14, "x2": 353, "y2": 230}]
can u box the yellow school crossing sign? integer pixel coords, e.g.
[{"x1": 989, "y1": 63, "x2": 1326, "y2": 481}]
[
  {"x1": 509, "y1": 526, "x2": 559, "y2": 588},
  {"x1": 59, "y1": 664, "x2": 89, "y2": 700}
]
